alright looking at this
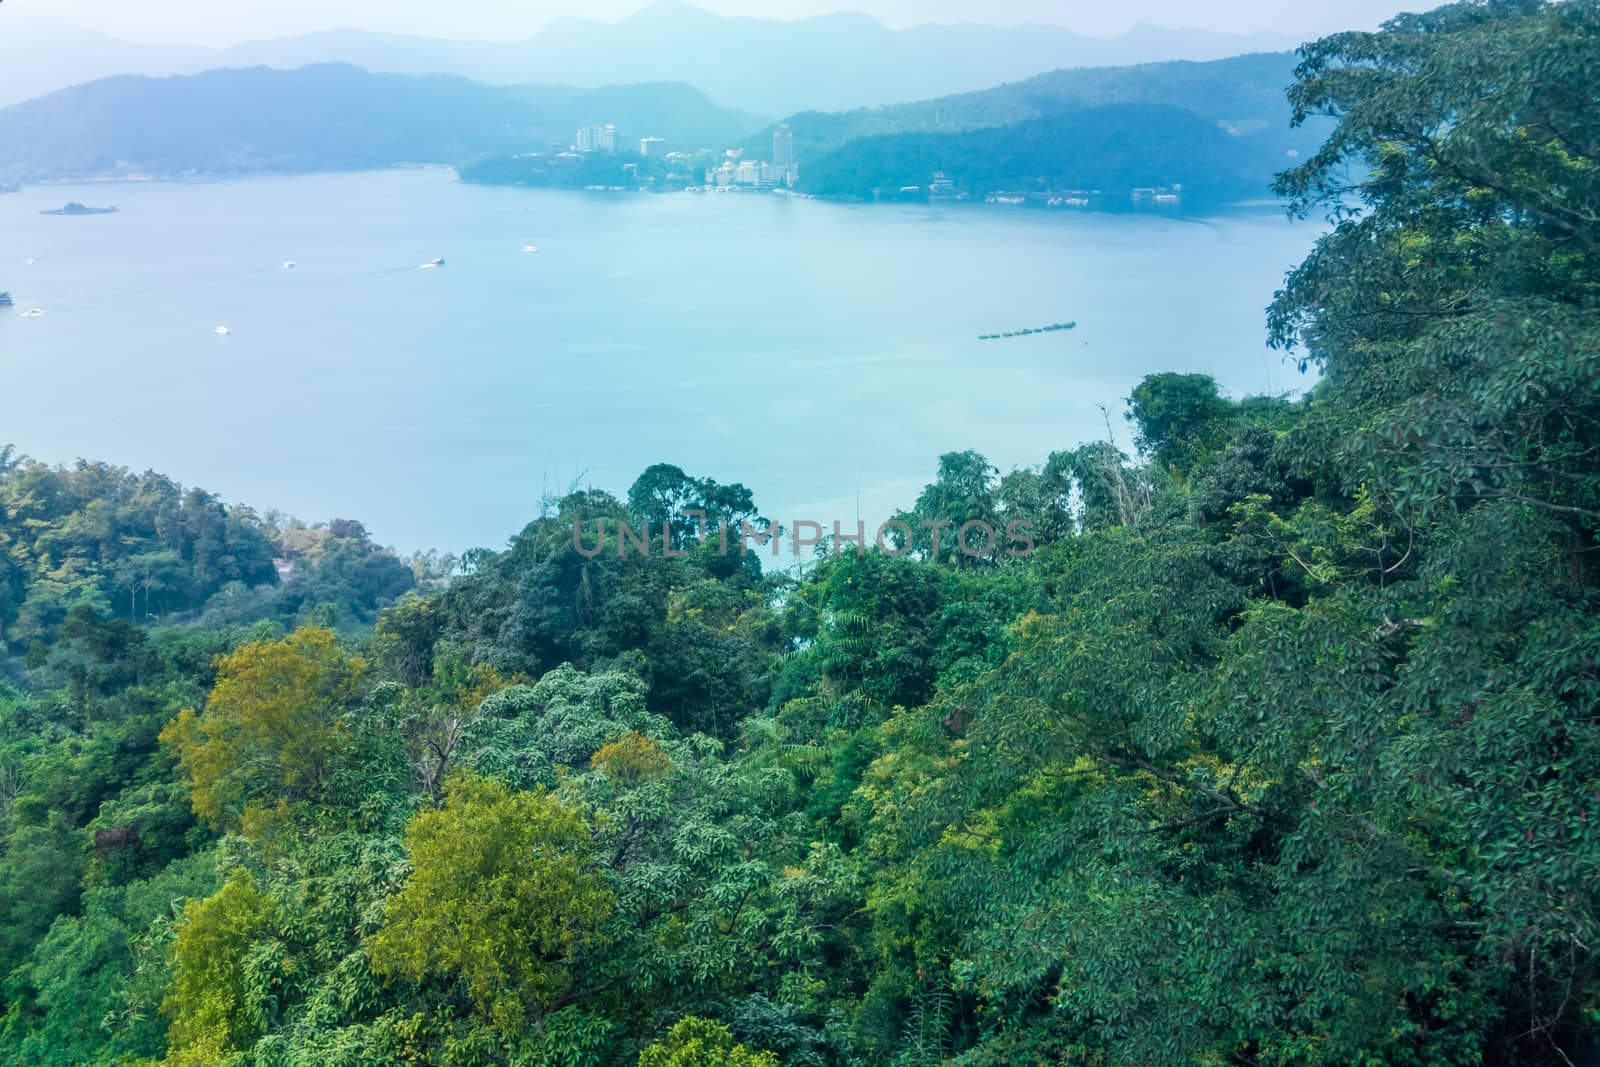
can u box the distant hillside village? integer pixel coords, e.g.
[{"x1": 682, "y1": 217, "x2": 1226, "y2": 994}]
[
  {"x1": 480, "y1": 115, "x2": 1196, "y2": 207},
  {"x1": 501, "y1": 120, "x2": 802, "y2": 194},
  {"x1": 467, "y1": 117, "x2": 1196, "y2": 207}
]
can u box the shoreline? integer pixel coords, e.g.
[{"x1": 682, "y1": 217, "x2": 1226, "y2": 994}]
[{"x1": 8, "y1": 165, "x2": 1284, "y2": 218}]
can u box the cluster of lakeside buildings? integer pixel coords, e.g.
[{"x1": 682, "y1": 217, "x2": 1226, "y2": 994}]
[
  {"x1": 882, "y1": 174, "x2": 1183, "y2": 208},
  {"x1": 544, "y1": 120, "x2": 801, "y2": 192},
  {"x1": 701, "y1": 122, "x2": 798, "y2": 189},
  {"x1": 982, "y1": 185, "x2": 1179, "y2": 207}
]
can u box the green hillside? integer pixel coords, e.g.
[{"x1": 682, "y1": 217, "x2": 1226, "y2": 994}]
[
  {"x1": 742, "y1": 51, "x2": 1322, "y2": 165},
  {"x1": 795, "y1": 102, "x2": 1283, "y2": 200}
]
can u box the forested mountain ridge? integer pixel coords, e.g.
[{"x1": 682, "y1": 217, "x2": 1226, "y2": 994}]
[
  {"x1": 0, "y1": 64, "x2": 763, "y2": 182},
  {"x1": 793, "y1": 102, "x2": 1281, "y2": 201},
  {"x1": 1, "y1": 2, "x2": 1599, "y2": 1065},
  {"x1": 0, "y1": 447, "x2": 423, "y2": 662},
  {"x1": 752, "y1": 51, "x2": 1329, "y2": 201},
  {"x1": 741, "y1": 50, "x2": 1319, "y2": 167}
]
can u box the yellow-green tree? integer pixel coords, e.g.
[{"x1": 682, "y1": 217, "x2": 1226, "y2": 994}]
[
  {"x1": 637, "y1": 1017, "x2": 778, "y2": 1067},
  {"x1": 590, "y1": 731, "x2": 671, "y2": 785},
  {"x1": 160, "y1": 870, "x2": 278, "y2": 1066},
  {"x1": 368, "y1": 771, "x2": 612, "y2": 1032},
  {"x1": 160, "y1": 626, "x2": 365, "y2": 828}
]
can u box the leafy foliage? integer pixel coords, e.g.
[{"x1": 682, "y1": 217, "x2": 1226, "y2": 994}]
[
  {"x1": 637, "y1": 1016, "x2": 779, "y2": 1067},
  {"x1": 161, "y1": 626, "x2": 367, "y2": 830},
  {"x1": 0, "y1": 453, "x2": 415, "y2": 669},
  {"x1": 162, "y1": 869, "x2": 279, "y2": 1065},
  {"x1": 368, "y1": 771, "x2": 613, "y2": 1033}
]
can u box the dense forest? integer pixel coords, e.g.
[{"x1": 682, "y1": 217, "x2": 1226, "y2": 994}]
[{"x1": 2, "y1": 2, "x2": 1598, "y2": 1064}]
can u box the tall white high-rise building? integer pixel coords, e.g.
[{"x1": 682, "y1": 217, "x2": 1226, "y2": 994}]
[
  {"x1": 577, "y1": 121, "x2": 617, "y2": 153},
  {"x1": 772, "y1": 123, "x2": 794, "y2": 170}
]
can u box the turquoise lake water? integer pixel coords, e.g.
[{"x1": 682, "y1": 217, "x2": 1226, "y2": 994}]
[{"x1": 0, "y1": 170, "x2": 1322, "y2": 553}]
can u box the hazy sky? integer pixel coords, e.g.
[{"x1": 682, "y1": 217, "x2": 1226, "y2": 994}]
[{"x1": 7, "y1": 0, "x2": 1407, "y2": 46}]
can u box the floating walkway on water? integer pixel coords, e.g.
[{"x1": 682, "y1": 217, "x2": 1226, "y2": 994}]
[{"x1": 978, "y1": 321, "x2": 1075, "y2": 340}]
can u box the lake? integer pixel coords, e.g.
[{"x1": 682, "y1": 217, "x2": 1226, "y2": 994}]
[{"x1": 0, "y1": 169, "x2": 1322, "y2": 554}]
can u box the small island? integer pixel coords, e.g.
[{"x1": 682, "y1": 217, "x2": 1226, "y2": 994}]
[{"x1": 42, "y1": 201, "x2": 119, "y2": 216}]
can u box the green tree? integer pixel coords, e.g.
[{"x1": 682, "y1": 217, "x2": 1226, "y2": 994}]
[
  {"x1": 161, "y1": 869, "x2": 278, "y2": 1066},
  {"x1": 637, "y1": 1017, "x2": 778, "y2": 1067},
  {"x1": 0, "y1": 820, "x2": 86, "y2": 983},
  {"x1": 1271, "y1": 0, "x2": 1600, "y2": 531},
  {"x1": 1126, "y1": 372, "x2": 1234, "y2": 474},
  {"x1": 894, "y1": 451, "x2": 999, "y2": 567},
  {"x1": 368, "y1": 770, "x2": 613, "y2": 1033},
  {"x1": 160, "y1": 625, "x2": 366, "y2": 829}
]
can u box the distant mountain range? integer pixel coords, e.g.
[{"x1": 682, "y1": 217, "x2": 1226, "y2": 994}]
[
  {"x1": 0, "y1": 65, "x2": 763, "y2": 182},
  {"x1": 0, "y1": 0, "x2": 1305, "y2": 115},
  {"x1": 0, "y1": 48, "x2": 1331, "y2": 205}
]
